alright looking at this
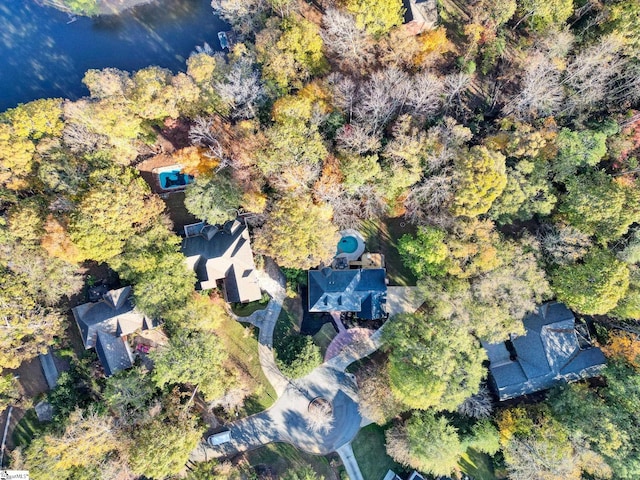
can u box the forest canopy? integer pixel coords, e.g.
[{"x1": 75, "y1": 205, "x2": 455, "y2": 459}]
[{"x1": 3, "y1": 0, "x2": 640, "y2": 477}]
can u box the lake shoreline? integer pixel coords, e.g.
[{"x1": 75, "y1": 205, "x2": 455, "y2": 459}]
[{"x1": 39, "y1": 0, "x2": 159, "y2": 16}]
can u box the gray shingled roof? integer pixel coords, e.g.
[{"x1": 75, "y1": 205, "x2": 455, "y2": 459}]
[
  {"x1": 72, "y1": 286, "x2": 156, "y2": 377},
  {"x1": 182, "y1": 219, "x2": 261, "y2": 303},
  {"x1": 483, "y1": 302, "x2": 606, "y2": 400},
  {"x1": 308, "y1": 268, "x2": 387, "y2": 320}
]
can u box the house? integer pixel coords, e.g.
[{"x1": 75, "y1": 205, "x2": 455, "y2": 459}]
[
  {"x1": 483, "y1": 302, "x2": 606, "y2": 401},
  {"x1": 72, "y1": 286, "x2": 158, "y2": 376},
  {"x1": 308, "y1": 267, "x2": 387, "y2": 320},
  {"x1": 404, "y1": 0, "x2": 438, "y2": 34},
  {"x1": 181, "y1": 219, "x2": 262, "y2": 303}
]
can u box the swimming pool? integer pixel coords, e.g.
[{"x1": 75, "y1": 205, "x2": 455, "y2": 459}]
[
  {"x1": 337, "y1": 236, "x2": 359, "y2": 254},
  {"x1": 158, "y1": 169, "x2": 193, "y2": 190}
]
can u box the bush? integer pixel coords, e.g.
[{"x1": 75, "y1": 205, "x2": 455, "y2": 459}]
[{"x1": 275, "y1": 334, "x2": 322, "y2": 378}]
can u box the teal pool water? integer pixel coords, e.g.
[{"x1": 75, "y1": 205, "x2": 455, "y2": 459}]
[
  {"x1": 338, "y1": 236, "x2": 358, "y2": 254},
  {"x1": 158, "y1": 169, "x2": 193, "y2": 190}
]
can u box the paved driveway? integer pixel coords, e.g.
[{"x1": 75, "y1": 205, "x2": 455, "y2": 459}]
[{"x1": 190, "y1": 364, "x2": 362, "y2": 462}]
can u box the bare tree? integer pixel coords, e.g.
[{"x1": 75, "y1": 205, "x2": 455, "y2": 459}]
[
  {"x1": 562, "y1": 35, "x2": 627, "y2": 115},
  {"x1": 504, "y1": 53, "x2": 564, "y2": 119},
  {"x1": 538, "y1": 224, "x2": 592, "y2": 266},
  {"x1": 335, "y1": 122, "x2": 382, "y2": 154},
  {"x1": 62, "y1": 122, "x2": 108, "y2": 153},
  {"x1": 321, "y1": 9, "x2": 374, "y2": 69},
  {"x1": 354, "y1": 67, "x2": 412, "y2": 133},
  {"x1": 403, "y1": 174, "x2": 454, "y2": 225},
  {"x1": 327, "y1": 72, "x2": 358, "y2": 122},
  {"x1": 188, "y1": 116, "x2": 234, "y2": 171},
  {"x1": 405, "y1": 72, "x2": 444, "y2": 119},
  {"x1": 214, "y1": 56, "x2": 265, "y2": 120},
  {"x1": 306, "y1": 398, "x2": 334, "y2": 434},
  {"x1": 211, "y1": 0, "x2": 268, "y2": 36},
  {"x1": 443, "y1": 72, "x2": 471, "y2": 115}
]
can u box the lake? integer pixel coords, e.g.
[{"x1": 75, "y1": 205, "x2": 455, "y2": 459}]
[{"x1": 0, "y1": 0, "x2": 226, "y2": 111}]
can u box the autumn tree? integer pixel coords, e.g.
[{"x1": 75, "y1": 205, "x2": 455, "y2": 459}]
[
  {"x1": 343, "y1": 0, "x2": 404, "y2": 38},
  {"x1": 451, "y1": 145, "x2": 507, "y2": 217},
  {"x1": 258, "y1": 90, "x2": 329, "y2": 188},
  {"x1": 468, "y1": 238, "x2": 551, "y2": 341},
  {"x1": 254, "y1": 194, "x2": 338, "y2": 269},
  {"x1": 68, "y1": 166, "x2": 164, "y2": 262},
  {"x1": 0, "y1": 268, "x2": 65, "y2": 369},
  {"x1": 357, "y1": 362, "x2": 404, "y2": 424},
  {"x1": 0, "y1": 373, "x2": 19, "y2": 412},
  {"x1": 256, "y1": 17, "x2": 328, "y2": 92},
  {"x1": 558, "y1": 170, "x2": 640, "y2": 244},
  {"x1": 516, "y1": 0, "x2": 573, "y2": 31},
  {"x1": 497, "y1": 405, "x2": 611, "y2": 480},
  {"x1": 551, "y1": 248, "x2": 629, "y2": 315},
  {"x1": 386, "y1": 411, "x2": 464, "y2": 476}
]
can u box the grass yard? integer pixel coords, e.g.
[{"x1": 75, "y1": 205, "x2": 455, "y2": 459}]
[
  {"x1": 245, "y1": 442, "x2": 337, "y2": 479},
  {"x1": 312, "y1": 322, "x2": 338, "y2": 356},
  {"x1": 12, "y1": 409, "x2": 43, "y2": 448},
  {"x1": 213, "y1": 314, "x2": 277, "y2": 415},
  {"x1": 459, "y1": 448, "x2": 497, "y2": 480},
  {"x1": 352, "y1": 424, "x2": 403, "y2": 480},
  {"x1": 231, "y1": 292, "x2": 270, "y2": 317},
  {"x1": 361, "y1": 218, "x2": 417, "y2": 286},
  {"x1": 275, "y1": 297, "x2": 301, "y2": 338}
]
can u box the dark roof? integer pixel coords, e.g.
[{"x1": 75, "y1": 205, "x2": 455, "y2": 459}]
[
  {"x1": 72, "y1": 286, "x2": 156, "y2": 376},
  {"x1": 95, "y1": 331, "x2": 133, "y2": 377},
  {"x1": 483, "y1": 302, "x2": 606, "y2": 400},
  {"x1": 404, "y1": 0, "x2": 438, "y2": 29},
  {"x1": 182, "y1": 219, "x2": 261, "y2": 303},
  {"x1": 308, "y1": 268, "x2": 387, "y2": 320}
]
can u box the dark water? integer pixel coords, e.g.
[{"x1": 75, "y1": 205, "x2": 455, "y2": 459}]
[{"x1": 0, "y1": 0, "x2": 226, "y2": 111}]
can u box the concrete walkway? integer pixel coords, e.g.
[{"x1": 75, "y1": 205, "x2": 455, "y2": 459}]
[
  {"x1": 337, "y1": 443, "x2": 364, "y2": 480},
  {"x1": 233, "y1": 258, "x2": 289, "y2": 397}
]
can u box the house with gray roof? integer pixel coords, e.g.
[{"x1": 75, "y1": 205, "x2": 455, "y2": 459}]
[
  {"x1": 72, "y1": 286, "x2": 157, "y2": 376},
  {"x1": 404, "y1": 0, "x2": 438, "y2": 33},
  {"x1": 483, "y1": 302, "x2": 606, "y2": 401},
  {"x1": 181, "y1": 219, "x2": 262, "y2": 303},
  {"x1": 308, "y1": 267, "x2": 387, "y2": 320}
]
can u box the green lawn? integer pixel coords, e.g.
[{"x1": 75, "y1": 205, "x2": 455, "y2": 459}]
[
  {"x1": 313, "y1": 322, "x2": 338, "y2": 356},
  {"x1": 213, "y1": 314, "x2": 276, "y2": 415},
  {"x1": 459, "y1": 448, "x2": 497, "y2": 480},
  {"x1": 361, "y1": 218, "x2": 417, "y2": 286},
  {"x1": 12, "y1": 409, "x2": 43, "y2": 448},
  {"x1": 352, "y1": 424, "x2": 403, "y2": 480},
  {"x1": 231, "y1": 292, "x2": 270, "y2": 317},
  {"x1": 275, "y1": 297, "x2": 300, "y2": 339},
  {"x1": 246, "y1": 442, "x2": 336, "y2": 479}
]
